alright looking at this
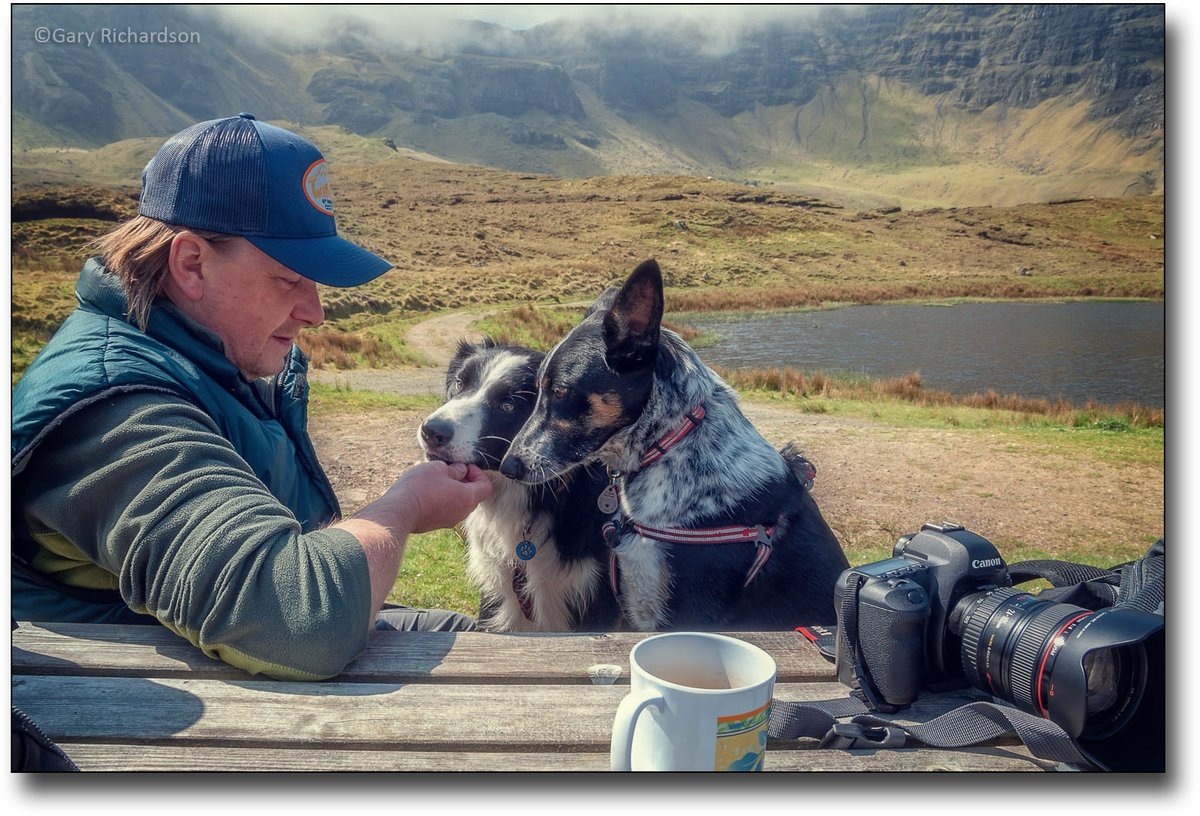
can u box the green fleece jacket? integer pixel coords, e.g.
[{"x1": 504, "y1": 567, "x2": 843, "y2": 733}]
[{"x1": 11, "y1": 262, "x2": 373, "y2": 680}]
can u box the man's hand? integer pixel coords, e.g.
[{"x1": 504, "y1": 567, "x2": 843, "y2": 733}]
[
  {"x1": 335, "y1": 460, "x2": 494, "y2": 619},
  {"x1": 386, "y1": 460, "x2": 494, "y2": 534}
]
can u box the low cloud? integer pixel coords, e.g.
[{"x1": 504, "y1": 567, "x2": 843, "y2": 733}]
[{"x1": 198, "y1": 4, "x2": 838, "y2": 56}]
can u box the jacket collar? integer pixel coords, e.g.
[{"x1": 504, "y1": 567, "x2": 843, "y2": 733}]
[{"x1": 77, "y1": 258, "x2": 273, "y2": 411}]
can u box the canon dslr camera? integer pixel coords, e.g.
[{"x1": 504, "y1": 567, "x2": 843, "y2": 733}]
[{"x1": 834, "y1": 523, "x2": 1163, "y2": 772}]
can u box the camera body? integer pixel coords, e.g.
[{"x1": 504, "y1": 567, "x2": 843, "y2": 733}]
[
  {"x1": 832, "y1": 523, "x2": 1164, "y2": 771},
  {"x1": 834, "y1": 523, "x2": 1010, "y2": 707}
]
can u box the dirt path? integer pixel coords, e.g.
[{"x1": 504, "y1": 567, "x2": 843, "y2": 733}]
[
  {"x1": 309, "y1": 309, "x2": 488, "y2": 396},
  {"x1": 308, "y1": 311, "x2": 1164, "y2": 562},
  {"x1": 405, "y1": 310, "x2": 488, "y2": 368}
]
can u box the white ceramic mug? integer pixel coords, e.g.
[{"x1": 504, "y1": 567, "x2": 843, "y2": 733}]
[{"x1": 610, "y1": 632, "x2": 777, "y2": 771}]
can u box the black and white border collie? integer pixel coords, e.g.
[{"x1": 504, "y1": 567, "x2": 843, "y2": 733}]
[
  {"x1": 500, "y1": 260, "x2": 850, "y2": 631},
  {"x1": 419, "y1": 339, "x2": 621, "y2": 632}
]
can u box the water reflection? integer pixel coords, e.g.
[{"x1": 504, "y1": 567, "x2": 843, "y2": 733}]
[{"x1": 687, "y1": 301, "x2": 1164, "y2": 408}]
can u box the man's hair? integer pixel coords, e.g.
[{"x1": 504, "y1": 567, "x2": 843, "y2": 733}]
[{"x1": 90, "y1": 215, "x2": 230, "y2": 330}]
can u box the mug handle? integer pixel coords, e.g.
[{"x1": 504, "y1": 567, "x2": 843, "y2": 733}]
[{"x1": 610, "y1": 691, "x2": 665, "y2": 771}]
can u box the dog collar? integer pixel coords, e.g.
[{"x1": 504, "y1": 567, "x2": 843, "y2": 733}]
[
  {"x1": 596, "y1": 404, "x2": 706, "y2": 514},
  {"x1": 640, "y1": 404, "x2": 706, "y2": 468},
  {"x1": 598, "y1": 403, "x2": 806, "y2": 593}
]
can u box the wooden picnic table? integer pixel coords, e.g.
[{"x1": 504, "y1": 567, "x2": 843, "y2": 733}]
[{"x1": 12, "y1": 621, "x2": 1060, "y2": 772}]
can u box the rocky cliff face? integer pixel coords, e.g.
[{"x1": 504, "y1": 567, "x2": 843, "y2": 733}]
[
  {"x1": 11, "y1": 4, "x2": 1163, "y2": 205},
  {"x1": 303, "y1": 49, "x2": 582, "y2": 131},
  {"x1": 523, "y1": 5, "x2": 1161, "y2": 140},
  {"x1": 847, "y1": 5, "x2": 1163, "y2": 138}
]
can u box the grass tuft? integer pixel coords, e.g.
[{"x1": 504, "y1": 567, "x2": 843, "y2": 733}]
[{"x1": 297, "y1": 329, "x2": 396, "y2": 370}]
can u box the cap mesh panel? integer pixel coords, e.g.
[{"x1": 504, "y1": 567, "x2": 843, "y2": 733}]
[{"x1": 140, "y1": 119, "x2": 268, "y2": 234}]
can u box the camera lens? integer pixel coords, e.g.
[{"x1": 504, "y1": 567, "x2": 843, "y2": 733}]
[
  {"x1": 951, "y1": 587, "x2": 1163, "y2": 771},
  {"x1": 1084, "y1": 648, "x2": 1122, "y2": 716},
  {"x1": 955, "y1": 588, "x2": 1103, "y2": 725}
]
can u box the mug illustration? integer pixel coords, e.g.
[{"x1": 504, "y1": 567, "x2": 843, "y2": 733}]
[{"x1": 714, "y1": 700, "x2": 771, "y2": 771}]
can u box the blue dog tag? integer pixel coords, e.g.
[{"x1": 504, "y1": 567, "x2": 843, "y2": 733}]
[{"x1": 516, "y1": 540, "x2": 537, "y2": 561}]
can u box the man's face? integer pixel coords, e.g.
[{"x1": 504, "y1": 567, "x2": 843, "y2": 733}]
[{"x1": 185, "y1": 238, "x2": 326, "y2": 380}]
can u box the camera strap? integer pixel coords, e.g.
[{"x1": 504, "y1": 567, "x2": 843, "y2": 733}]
[
  {"x1": 1009, "y1": 538, "x2": 1164, "y2": 614},
  {"x1": 835, "y1": 571, "x2": 903, "y2": 714},
  {"x1": 766, "y1": 694, "x2": 1094, "y2": 768}
]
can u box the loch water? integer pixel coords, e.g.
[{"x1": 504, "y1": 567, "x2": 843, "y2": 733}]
[{"x1": 687, "y1": 301, "x2": 1164, "y2": 408}]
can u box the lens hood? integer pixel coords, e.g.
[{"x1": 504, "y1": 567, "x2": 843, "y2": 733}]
[{"x1": 1047, "y1": 607, "x2": 1164, "y2": 772}]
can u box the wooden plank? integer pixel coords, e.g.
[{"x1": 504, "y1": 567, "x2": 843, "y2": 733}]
[
  {"x1": 12, "y1": 622, "x2": 837, "y2": 683},
  {"x1": 769, "y1": 745, "x2": 1057, "y2": 772},
  {"x1": 57, "y1": 743, "x2": 1055, "y2": 772},
  {"x1": 13, "y1": 674, "x2": 631, "y2": 749},
  {"x1": 14, "y1": 675, "x2": 1020, "y2": 752},
  {"x1": 346, "y1": 629, "x2": 838, "y2": 684},
  {"x1": 12, "y1": 621, "x2": 234, "y2": 678}
]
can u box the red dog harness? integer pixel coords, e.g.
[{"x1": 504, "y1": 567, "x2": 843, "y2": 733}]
[{"x1": 601, "y1": 403, "x2": 798, "y2": 594}]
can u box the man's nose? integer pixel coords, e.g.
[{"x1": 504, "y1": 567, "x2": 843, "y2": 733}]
[{"x1": 294, "y1": 279, "x2": 325, "y2": 327}]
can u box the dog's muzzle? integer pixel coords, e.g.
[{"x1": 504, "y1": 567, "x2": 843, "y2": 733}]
[
  {"x1": 420, "y1": 417, "x2": 454, "y2": 450},
  {"x1": 498, "y1": 453, "x2": 526, "y2": 481}
]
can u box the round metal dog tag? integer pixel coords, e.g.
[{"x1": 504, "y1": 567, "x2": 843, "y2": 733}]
[{"x1": 515, "y1": 540, "x2": 537, "y2": 561}]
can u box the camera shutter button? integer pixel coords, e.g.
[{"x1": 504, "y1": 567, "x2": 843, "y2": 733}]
[{"x1": 907, "y1": 590, "x2": 924, "y2": 605}]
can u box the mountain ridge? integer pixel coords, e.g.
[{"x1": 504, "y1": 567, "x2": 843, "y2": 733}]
[{"x1": 11, "y1": 4, "x2": 1163, "y2": 208}]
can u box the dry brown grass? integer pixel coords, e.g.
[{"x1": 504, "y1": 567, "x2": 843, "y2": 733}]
[
  {"x1": 717, "y1": 367, "x2": 1163, "y2": 429},
  {"x1": 475, "y1": 305, "x2": 582, "y2": 350},
  {"x1": 296, "y1": 330, "x2": 396, "y2": 370},
  {"x1": 473, "y1": 304, "x2": 704, "y2": 350}
]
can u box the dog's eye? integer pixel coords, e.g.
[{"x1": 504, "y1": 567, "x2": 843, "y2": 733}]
[
  {"x1": 552, "y1": 385, "x2": 569, "y2": 400},
  {"x1": 448, "y1": 378, "x2": 463, "y2": 396},
  {"x1": 500, "y1": 400, "x2": 516, "y2": 413}
]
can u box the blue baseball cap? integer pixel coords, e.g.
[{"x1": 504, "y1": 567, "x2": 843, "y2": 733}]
[{"x1": 137, "y1": 113, "x2": 392, "y2": 287}]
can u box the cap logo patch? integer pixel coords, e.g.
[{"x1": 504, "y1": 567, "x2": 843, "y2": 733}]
[{"x1": 303, "y1": 159, "x2": 334, "y2": 215}]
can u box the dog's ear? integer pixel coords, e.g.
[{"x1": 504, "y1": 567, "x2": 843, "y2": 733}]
[
  {"x1": 452, "y1": 338, "x2": 478, "y2": 360},
  {"x1": 448, "y1": 337, "x2": 481, "y2": 376},
  {"x1": 603, "y1": 259, "x2": 663, "y2": 372}
]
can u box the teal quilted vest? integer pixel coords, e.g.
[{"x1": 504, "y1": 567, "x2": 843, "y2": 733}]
[{"x1": 11, "y1": 259, "x2": 341, "y2": 561}]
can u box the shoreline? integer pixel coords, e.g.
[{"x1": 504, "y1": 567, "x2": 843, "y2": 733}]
[{"x1": 668, "y1": 293, "x2": 1166, "y2": 323}]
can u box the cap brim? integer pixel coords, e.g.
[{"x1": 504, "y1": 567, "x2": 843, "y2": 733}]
[{"x1": 246, "y1": 234, "x2": 393, "y2": 287}]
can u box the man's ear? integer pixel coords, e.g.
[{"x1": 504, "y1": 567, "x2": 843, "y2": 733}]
[
  {"x1": 166, "y1": 232, "x2": 210, "y2": 302},
  {"x1": 603, "y1": 259, "x2": 663, "y2": 372}
]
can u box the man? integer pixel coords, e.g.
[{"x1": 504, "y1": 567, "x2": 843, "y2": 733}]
[{"x1": 10, "y1": 114, "x2": 493, "y2": 680}]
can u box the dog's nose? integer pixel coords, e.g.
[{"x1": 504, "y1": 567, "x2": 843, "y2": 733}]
[
  {"x1": 499, "y1": 454, "x2": 525, "y2": 481},
  {"x1": 420, "y1": 418, "x2": 454, "y2": 448}
]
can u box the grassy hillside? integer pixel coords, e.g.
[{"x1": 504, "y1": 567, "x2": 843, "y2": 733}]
[{"x1": 11, "y1": 145, "x2": 1163, "y2": 381}]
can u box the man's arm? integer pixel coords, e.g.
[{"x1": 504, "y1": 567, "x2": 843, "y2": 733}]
[{"x1": 19, "y1": 393, "x2": 488, "y2": 678}]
